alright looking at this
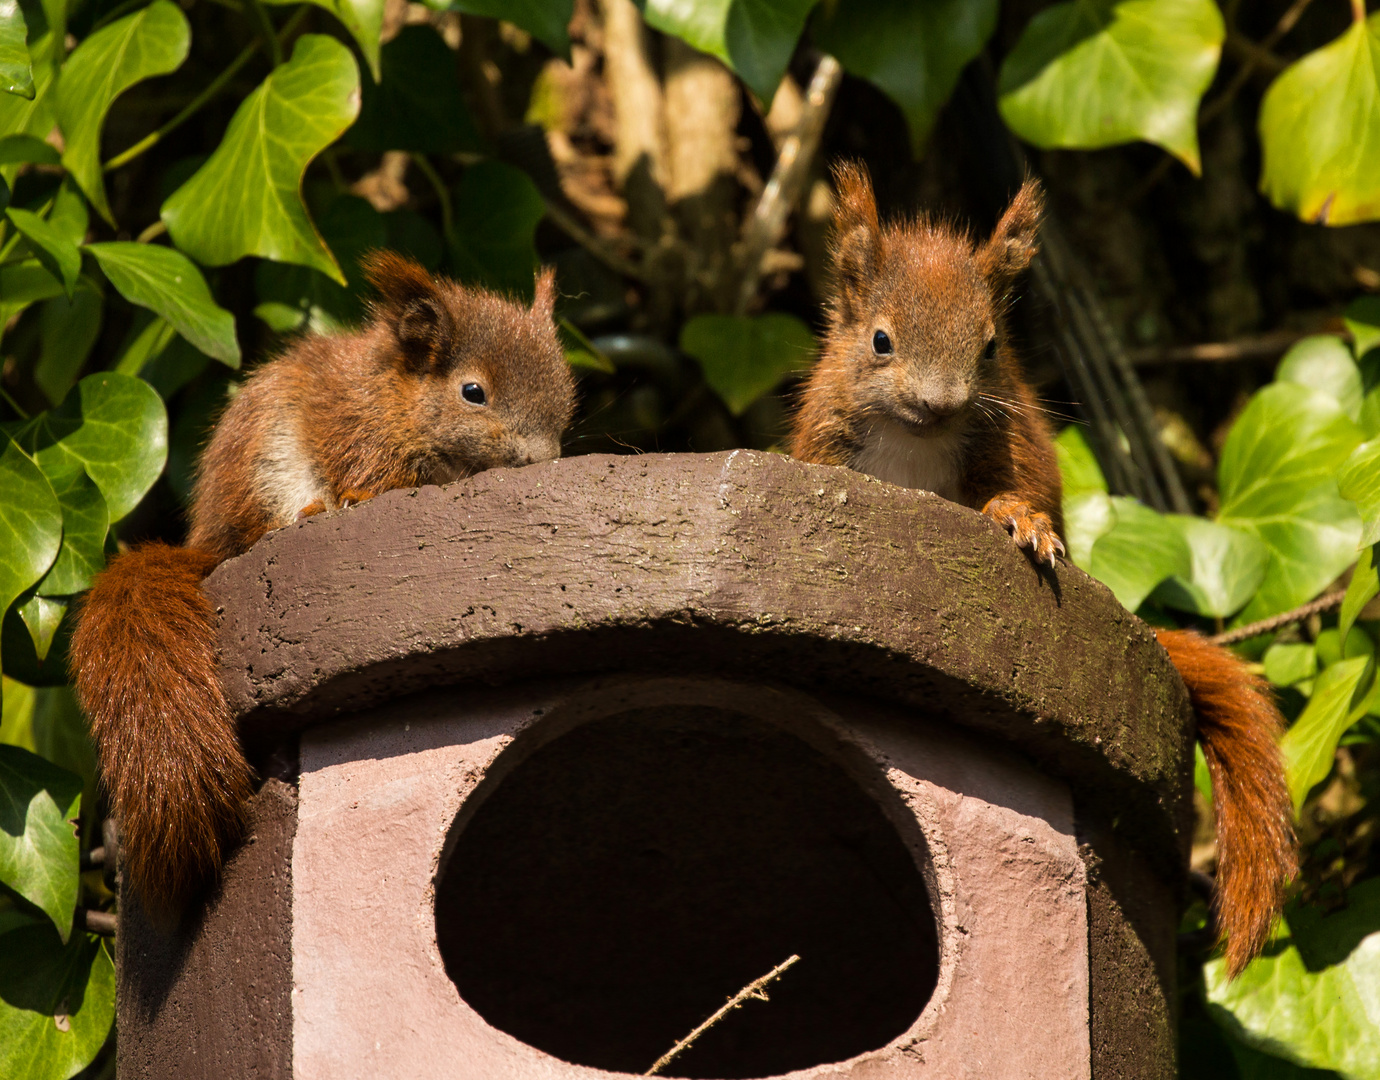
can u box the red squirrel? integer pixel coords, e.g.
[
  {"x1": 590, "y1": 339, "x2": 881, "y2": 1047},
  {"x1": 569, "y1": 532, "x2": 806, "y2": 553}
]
[
  {"x1": 790, "y1": 163, "x2": 1296, "y2": 977},
  {"x1": 71, "y1": 253, "x2": 576, "y2": 918}
]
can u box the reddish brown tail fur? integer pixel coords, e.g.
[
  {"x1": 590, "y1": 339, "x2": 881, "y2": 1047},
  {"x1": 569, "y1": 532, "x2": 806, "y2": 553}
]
[
  {"x1": 70, "y1": 543, "x2": 253, "y2": 919},
  {"x1": 1156, "y1": 628, "x2": 1297, "y2": 976}
]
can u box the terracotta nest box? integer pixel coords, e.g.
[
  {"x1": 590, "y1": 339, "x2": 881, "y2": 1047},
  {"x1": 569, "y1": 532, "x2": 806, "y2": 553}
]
[{"x1": 118, "y1": 451, "x2": 1194, "y2": 1080}]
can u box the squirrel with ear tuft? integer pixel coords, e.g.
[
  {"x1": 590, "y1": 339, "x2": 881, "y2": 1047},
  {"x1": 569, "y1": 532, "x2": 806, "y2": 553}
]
[
  {"x1": 790, "y1": 162, "x2": 1296, "y2": 978},
  {"x1": 71, "y1": 253, "x2": 576, "y2": 920}
]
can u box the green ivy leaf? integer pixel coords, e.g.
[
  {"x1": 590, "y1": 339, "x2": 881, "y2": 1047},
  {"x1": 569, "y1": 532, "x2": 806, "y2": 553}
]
[
  {"x1": 265, "y1": 0, "x2": 383, "y2": 80},
  {"x1": 643, "y1": 0, "x2": 816, "y2": 102},
  {"x1": 0, "y1": 257, "x2": 63, "y2": 325},
  {"x1": 1263, "y1": 642, "x2": 1317, "y2": 689},
  {"x1": 1153, "y1": 516, "x2": 1269, "y2": 619},
  {"x1": 814, "y1": 0, "x2": 998, "y2": 152},
  {"x1": 254, "y1": 194, "x2": 385, "y2": 335},
  {"x1": 0, "y1": 0, "x2": 63, "y2": 164},
  {"x1": 346, "y1": 25, "x2": 481, "y2": 152},
  {"x1": 1206, "y1": 879, "x2": 1380, "y2": 1077},
  {"x1": 1281, "y1": 655, "x2": 1373, "y2": 811},
  {"x1": 0, "y1": 0, "x2": 34, "y2": 99},
  {"x1": 0, "y1": 436, "x2": 61, "y2": 676},
  {"x1": 0, "y1": 133, "x2": 56, "y2": 165},
  {"x1": 447, "y1": 160, "x2": 545, "y2": 297},
  {"x1": 85, "y1": 242, "x2": 240, "y2": 367},
  {"x1": 1054, "y1": 424, "x2": 1107, "y2": 498},
  {"x1": 1085, "y1": 496, "x2": 1191, "y2": 612},
  {"x1": 24, "y1": 373, "x2": 168, "y2": 523},
  {"x1": 997, "y1": 0, "x2": 1224, "y2": 174},
  {"x1": 680, "y1": 311, "x2": 815, "y2": 415},
  {"x1": 1339, "y1": 438, "x2": 1380, "y2": 547},
  {"x1": 15, "y1": 594, "x2": 63, "y2": 662},
  {"x1": 1341, "y1": 544, "x2": 1379, "y2": 645},
  {"x1": 161, "y1": 34, "x2": 362, "y2": 285},
  {"x1": 1217, "y1": 383, "x2": 1365, "y2": 624},
  {"x1": 53, "y1": 0, "x2": 190, "y2": 226},
  {"x1": 0, "y1": 924, "x2": 115, "y2": 1079},
  {"x1": 1276, "y1": 335, "x2": 1364, "y2": 423},
  {"x1": 33, "y1": 470, "x2": 106, "y2": 597},
  {"x1": 4, "y1": 206, "x2": 78, "y2": 298},
  {"x1": 1062, "y1": 489, "x2": 1116, "y2": 568},
  {"x1": 1259, "y1": 12, "x2": 1380, "y2": 226},
  {"x1": 444, "y1": 0, "x2": 573, "y2": 57},
  {"x1": 33, "y1": 284, "x2": 103, "y2": 407},
  {"x1": 30, "y1": 688, "x2": 95, "y2": 811},
  {"x1": 1346, "y1": 296, "x2": 1380, "y2": 362},
  {"x1": 0, "y1": 744, "x2": 80, "y2": 940}
]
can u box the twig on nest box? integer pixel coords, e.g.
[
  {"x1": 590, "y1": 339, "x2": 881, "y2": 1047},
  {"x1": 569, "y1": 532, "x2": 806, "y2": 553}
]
[{"x1": 644, "y1": 954, "x2": 801, "y2": 1076}]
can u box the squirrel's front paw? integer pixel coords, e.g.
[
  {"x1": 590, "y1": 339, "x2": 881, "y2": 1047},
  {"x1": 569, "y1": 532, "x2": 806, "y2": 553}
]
[
  {"x1": 296, "y1": 500, "x2": 327, "y2": 521},
  {"x1": 981, "y1": 494, "x2": 1066, "y2": 568},
  {"x1": 337, "y1": 489, "x2": 374, "y2": 509}
]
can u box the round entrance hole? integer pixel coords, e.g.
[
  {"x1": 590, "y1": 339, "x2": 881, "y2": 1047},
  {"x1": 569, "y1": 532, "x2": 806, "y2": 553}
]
[{"x1": 434, "y1": 705, "x2": 940, "y2": 1078}]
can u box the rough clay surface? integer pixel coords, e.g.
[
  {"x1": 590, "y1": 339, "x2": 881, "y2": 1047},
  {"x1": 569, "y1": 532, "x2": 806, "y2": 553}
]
[
  {"x1": 117, "y1": 779, "x2": 295, "y2": 1080},
  {"x1": 293, "y1": 677, "x2": 1091, "y2": 1079},
  {"x1": 205, "y1": 450, "x2": 1194, "y2": 872}
]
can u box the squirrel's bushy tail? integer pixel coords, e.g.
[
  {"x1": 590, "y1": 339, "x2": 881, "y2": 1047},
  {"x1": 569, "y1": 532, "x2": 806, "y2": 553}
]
[
  {"x1": 71, "y1": 542, "x2": 254, "y2": 918},
  {"x1": 1156, "y1": 627, "x2": 1297, "y2": 977}
]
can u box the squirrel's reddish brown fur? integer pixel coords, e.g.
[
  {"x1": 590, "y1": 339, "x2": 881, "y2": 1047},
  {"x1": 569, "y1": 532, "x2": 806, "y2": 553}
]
[
  {"x1": 790, "y1": 163, "x2": 1296, "y2": 976},
  {"x1": 71, "y1": 253, "x2": 576, "y2": 919}
]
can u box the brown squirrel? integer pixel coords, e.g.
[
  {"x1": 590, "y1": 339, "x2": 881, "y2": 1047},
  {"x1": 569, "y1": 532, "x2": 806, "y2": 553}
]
[
  {"x1": 71, "y1": 252, "x2": 576, "y2": 919},
  {"x1": 790, "y1": 163, "x2": 1296, "y2": 977}
]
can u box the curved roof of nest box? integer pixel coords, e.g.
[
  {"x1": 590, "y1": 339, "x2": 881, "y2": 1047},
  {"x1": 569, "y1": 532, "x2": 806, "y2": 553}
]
[{"x1": 206, "y1": 449, "x2": 1195, "y2": 874}]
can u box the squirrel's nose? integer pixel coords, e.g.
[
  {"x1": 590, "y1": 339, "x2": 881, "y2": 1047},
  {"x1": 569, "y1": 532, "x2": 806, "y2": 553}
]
[{"x1": 911, "y1": 384, "x2": 967, "y2": 421}]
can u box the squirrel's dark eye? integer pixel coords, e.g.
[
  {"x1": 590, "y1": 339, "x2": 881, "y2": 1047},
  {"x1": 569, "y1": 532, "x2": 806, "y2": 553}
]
[
  {"x1": 461, "y1": 382, "x2": 487, "y2": 406},
  {"x1": 872, "y1": 329, "x2": 893, "y2": 356},
  {"x1": 982, "y1": 337, "x2": 998, "y2": 361}
]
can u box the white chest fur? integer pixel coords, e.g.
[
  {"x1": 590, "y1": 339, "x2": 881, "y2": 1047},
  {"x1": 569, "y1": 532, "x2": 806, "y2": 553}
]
[
  {"x1": 852, "y1": 418, "x2": 966, "y2": 501},
  {"x1": 258, "y1": 416, "x2": 329, "y2": 525}
]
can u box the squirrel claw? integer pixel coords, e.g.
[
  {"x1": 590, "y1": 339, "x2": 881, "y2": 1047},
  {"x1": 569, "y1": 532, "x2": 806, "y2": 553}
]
[
  {"x1": 338, "y1": 489, "x2": 373, "y2": 509},
  {"x1": 981, "y1": 495, "x2": 1064, "y2": 569},
  {"x1": 296, "y1": 500, "x2": 327, "y2": 521}
]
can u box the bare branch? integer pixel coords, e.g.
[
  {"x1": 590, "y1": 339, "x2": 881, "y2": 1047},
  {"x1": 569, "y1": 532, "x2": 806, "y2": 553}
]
[{"x1": 1210, "y1": 589, "x2": 1347, "y2": 647}]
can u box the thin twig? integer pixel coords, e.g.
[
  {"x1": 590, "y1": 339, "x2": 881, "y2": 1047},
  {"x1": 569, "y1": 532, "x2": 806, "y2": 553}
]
[
  {"x1": 644, "y1": 954, "x2": 800, "y2": 1076},
  {"x1": 734, "y1": 54, "x2": 842, "y2": 315},
  {"x1": 1210, "y1": 589, "x2": 1347, "y2": 646},
  {"x1": 542, "y1": 197, "x2": 649, "y2": 282},
  {"x1": 75, "y1": 908, "x2": 118, "y2": 937},
  {"x1": 1129, "y1": 330, "x2": 1317, "y2": 365},
  {"x1": 246, "y1": 0, "x2": 284, "y2": 66}
]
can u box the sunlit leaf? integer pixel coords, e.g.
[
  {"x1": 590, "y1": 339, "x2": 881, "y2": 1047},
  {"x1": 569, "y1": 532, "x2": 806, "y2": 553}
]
[
  {"x1": 1154, "y1": 516, "x2": 1269, "y2": 619},
  {"x1": 1206, "y1": 879, "x2": 1380, "y2": 1077},
  {"x1": 814, "y1": 0, "x2": 999, "y2": 151},
  {"x1": 24, "y1": 373, "x2": 167, "y2": 523},
  {"x1": 1276, "y1": 335, "x2": 1364, "y2": 423},
  {"x1": 998, "y1": 0, "x2": 1223, "y2": 173},
  {"x1": 1263, "y1": 642, "x2": 1317, "y2": 689},
  {"x1": 1339, "y1": 438, "x2": 1380, "y2": 547},
  {"x1": 54, "y1": 0, "x2": 190, "y2": 225},
  {"x1": 346, "y1": 25, "x2": 481, "y2": 152},
  {"x1": 15, "y1": 593, "x2": 62, "y2": 662},
  {"x1": 265, "y1": 0, "x2": 383, "y2": 80},
  {"x1": 254, "y1": 194, "x2": 385, "y2": 335},
  {"x1": 0, "y1": 744, "x2": 80, "y2": 940},
  {"x1": 33, "y1": 470, "x2": 106, "y2": 597},
  {"x1": 444, "y1": 0, "x2": 573, "y2": 56},
  {"x1": 0, "y1": 257, "x2": 63, "y2": 325},
  {"x1": 161, "y1": 34, "x2": 362, "y2": 284},
  {"x1": 1217, "y1": 383, "x2": 1365, "y2": 624},
  {"x1": 1085, "y1": 496, "x2": 1191, "y2": 612},
  {"x1": 4, "y1": 206, "x2": 78, "y2": 298},
  {"x1": 86, "y1": 243, "x2": 240, "y2": 367},
  {"x1": 1315, "y1": 626, "x2": 1374, "y2": 669},
  {"x1": 0, "y1": 924, "x2": 114, "y2": 1079},
  {"x1": 681, "y1": 311, "x2": 815, "y2": 415},
  {"x1": 33, "y1": 284, "x2": 103, "y2": 407},
  {"x1": 0, "y1": 0, "x2": 33, "y2": 99},
  {"x1": 0, "y1": 133, "x2": 55, "y2": 165},
  {"x1": 448, "y1": 160, "x2": 545, "y2": 297},
  {"x1": 1259, "y1": 12, "x2": 1380, "y2": 226},
  {"x1": 643, "y1": 0, "x2": 816, "y2": 101},
  {"x1": 1281, "y1": 656, "x2": 1373, "y2": 811},
  {"x1": 0, "y1": 0, "x2": 63, "y2": 171},
  {"x1": 1055, "y1": 424, "x2": 1107, "y2": 498},
  {"x1": 0, "y1": 436, "x2": 60, "y2": 675},
  {"x1": 1062, "y1": 489, "x2": 1116, "y2": 568},
  {"x1": 1341, "y1": 544, "x2": 1380, "y2": 644}
]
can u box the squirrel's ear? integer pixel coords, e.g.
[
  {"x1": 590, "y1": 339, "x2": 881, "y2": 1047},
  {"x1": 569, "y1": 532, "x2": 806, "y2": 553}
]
[
  {"x1": 532, "y1": 266, "x2": 557, "y2": 320},
  {"x1": 978, "y1": 178, "x2": 1043, "y2": 289},
  {"x1": 831, "y1": 161, "x2": 881, "y2": 323},
  {"x1": 363, "y1": 250, "x2": 457, "y2": 370}
]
